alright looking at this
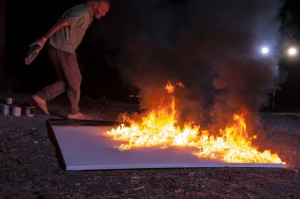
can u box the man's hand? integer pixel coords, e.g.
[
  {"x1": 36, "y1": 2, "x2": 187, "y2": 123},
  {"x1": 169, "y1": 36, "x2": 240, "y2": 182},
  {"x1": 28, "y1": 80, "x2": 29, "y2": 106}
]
[{"x1": 29, "y1": 37, "x2": 47, "y2": 49}]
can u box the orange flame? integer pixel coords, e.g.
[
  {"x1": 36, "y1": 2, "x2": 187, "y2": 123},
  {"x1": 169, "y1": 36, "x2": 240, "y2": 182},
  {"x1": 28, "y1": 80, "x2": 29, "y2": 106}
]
[
  {"x1": 106, "y1": 82, "x2": 284, "y2": 164},
  {"x1": 165, "y1": 81, "x2": 175, "y2": 94}
]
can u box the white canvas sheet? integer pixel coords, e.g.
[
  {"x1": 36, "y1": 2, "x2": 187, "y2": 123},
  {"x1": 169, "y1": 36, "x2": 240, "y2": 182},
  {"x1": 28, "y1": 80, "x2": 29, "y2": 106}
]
[{"x1": 51, "y1": 125, "x2": 285, "y2": 170}]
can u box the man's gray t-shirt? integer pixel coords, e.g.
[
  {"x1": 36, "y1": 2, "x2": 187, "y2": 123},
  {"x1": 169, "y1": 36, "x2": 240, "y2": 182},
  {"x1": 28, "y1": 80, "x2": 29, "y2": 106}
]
[{"x1": 49, "y1": 4, "x2": 93, "y2": 53}]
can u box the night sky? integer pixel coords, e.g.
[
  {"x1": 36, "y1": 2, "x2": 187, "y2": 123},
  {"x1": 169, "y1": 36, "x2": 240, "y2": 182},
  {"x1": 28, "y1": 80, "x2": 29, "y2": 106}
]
[{"x1": 5, "y1": 0, "x2": 300, "y2": 114}]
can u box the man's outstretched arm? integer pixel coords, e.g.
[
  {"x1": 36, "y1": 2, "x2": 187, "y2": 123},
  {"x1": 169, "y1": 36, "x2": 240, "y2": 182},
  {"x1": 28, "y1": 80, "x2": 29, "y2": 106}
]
[{"x1": 29, "y1": 20, "x2": 69, "y2": 49}]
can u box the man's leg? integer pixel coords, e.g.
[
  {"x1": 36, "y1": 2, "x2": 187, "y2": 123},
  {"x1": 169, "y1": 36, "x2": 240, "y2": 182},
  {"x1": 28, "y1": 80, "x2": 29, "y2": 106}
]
[
  {"x1": 34, "y1": 80, "x2": 66, "y2": 101},
  {"x1": 32, "y1": 80, "x2": 66, "y2": 115},
  {"x1": 59, "y1": 53, "x2": 91, "y2": 120},
  {"x1": 32, "y1": 45, "x2": 67, "y2": 115},
  {"x1": 59, "y1": 52, "x2": 82, "y2": 114}
]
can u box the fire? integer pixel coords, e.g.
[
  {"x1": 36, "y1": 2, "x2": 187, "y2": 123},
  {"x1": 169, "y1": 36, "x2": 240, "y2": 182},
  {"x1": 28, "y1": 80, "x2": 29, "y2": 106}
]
[
  {"x1": 165, "y1": 81, "x2": 175, "y2": 94},
  {"x1": 193, "y1": 113, "x2": 282, "y2": 163},
  {"x1": 106, "y1": 82, "x2": 284, "y2": 164}
]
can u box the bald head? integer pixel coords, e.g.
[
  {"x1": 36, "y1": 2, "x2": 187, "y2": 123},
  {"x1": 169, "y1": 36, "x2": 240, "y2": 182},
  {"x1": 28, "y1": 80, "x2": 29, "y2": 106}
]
[{"x1": 87, "y1": 0, "x2": 110, "y2": 19}]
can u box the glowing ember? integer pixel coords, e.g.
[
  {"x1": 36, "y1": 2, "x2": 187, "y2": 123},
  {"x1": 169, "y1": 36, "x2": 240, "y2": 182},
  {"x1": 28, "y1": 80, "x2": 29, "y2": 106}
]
[{"x1": 106, "y1": 82, "x2": 284, "y2": 164}]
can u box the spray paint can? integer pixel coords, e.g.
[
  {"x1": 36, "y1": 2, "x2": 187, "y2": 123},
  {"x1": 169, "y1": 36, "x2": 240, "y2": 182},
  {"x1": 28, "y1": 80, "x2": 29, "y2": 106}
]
[
  {"x1": 1, "y1": 104, "x2": 9, "y2": 116},
  {"x1": 6, "y1": 97, "x2": 13, "y2": 105},
  {"x1": 25, "y1": 105, "x2": 35, "y2": 117},
  {"x1": 12, "y1": 106, "x2": 21, "y2": 117}
]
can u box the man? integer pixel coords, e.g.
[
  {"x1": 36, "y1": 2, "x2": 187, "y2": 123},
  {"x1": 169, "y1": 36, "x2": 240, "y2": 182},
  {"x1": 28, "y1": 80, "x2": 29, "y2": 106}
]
[{"x1": 30, "y1": 0, "x2": 110, "y2": 119}]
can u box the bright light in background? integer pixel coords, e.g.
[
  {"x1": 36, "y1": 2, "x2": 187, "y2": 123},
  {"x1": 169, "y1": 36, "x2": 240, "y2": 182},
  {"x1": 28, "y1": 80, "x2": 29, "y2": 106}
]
[
  {"x1": 257, "y1": 45, "x2": 272, "y2": 57},
  {"x1": 261, "y1": 47, "x2": 270, "y2": 55},
  {"x1": 287, "y1": 47, "x2": 298, "y2": 57},
  {"x1": 258, "y1": 44, "x2": 299, "y2": 58},
  {"x1": 282, "y1": 42, "x2": 299, "y2": 59}
]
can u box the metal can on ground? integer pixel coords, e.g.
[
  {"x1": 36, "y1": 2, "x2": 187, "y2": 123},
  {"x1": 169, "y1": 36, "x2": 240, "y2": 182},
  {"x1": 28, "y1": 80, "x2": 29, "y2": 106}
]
[
  {"x1": 12, "y1": 106, "x2": 21, "y2": 117},
  {"x1": 6, "y1": 97, "x2": 13, "y2": 105},
  {"x1": 25, "y1": 105, "x2": 35, "y2": 117},
  {"x1": 1, "y1": 104, "x2": 9, "y2": 116}
]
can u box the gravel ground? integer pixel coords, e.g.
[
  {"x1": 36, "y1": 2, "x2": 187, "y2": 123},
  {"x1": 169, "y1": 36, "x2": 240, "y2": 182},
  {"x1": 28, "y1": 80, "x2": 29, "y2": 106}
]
[{"x1": 0, "y1": 92, "x2": 299, "y2": 199}]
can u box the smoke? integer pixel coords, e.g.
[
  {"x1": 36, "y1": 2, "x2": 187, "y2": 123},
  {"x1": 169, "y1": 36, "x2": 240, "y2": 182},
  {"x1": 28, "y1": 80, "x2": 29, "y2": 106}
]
[{"x1": 91, "y1": 0, "x2": 286, "y2": 128}]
